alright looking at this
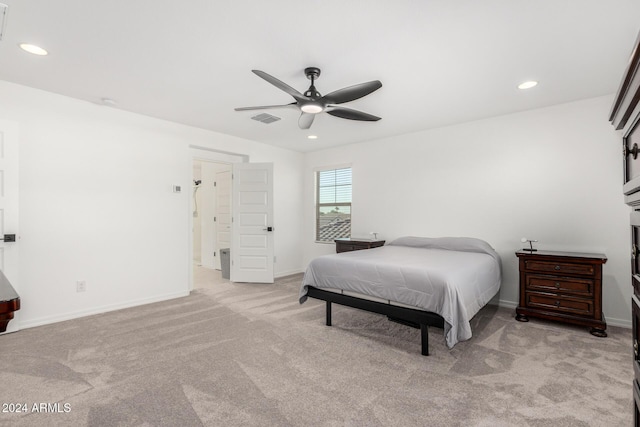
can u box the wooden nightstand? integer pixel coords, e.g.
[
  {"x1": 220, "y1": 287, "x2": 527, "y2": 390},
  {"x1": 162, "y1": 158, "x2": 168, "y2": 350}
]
[
  {"x1": 334, "y1": 238, "x2": 385, "y2": 253},
  {"x1": 515, "y1": 250, "x2": 607, "y2": 337}
]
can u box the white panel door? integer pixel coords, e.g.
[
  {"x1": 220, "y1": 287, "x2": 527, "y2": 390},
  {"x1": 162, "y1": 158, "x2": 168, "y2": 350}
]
[
  {"x1": 0, "y1": 120, "x2": 20, "y2": 333},
  {"x1": 214, "y1": 168, "x2": 231, "y2": 270},
  {"x1": 231, "y1": 163, "x2": 274, "y2": 283}
]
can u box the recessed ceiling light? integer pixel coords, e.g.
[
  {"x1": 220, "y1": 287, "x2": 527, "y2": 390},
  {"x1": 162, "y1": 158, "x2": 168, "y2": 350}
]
[
  {"x1": 518, "y1": 80, "x2": 538, "y2": 90},
  {"x1": 307, "y1": 135, "x2": 318, "y2": 140},
  {"x1": 19, "y1": 43, "x2": 48, "y2": 56}
]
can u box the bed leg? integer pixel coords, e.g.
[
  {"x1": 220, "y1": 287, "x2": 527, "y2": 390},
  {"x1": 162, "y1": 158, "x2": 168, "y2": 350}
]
[
  {"x1": 326, "y1": 301, "x2": 332, "y2": 326},
  {"x1": 420, "y1": 324, "x2": 429, "y2": 356}
]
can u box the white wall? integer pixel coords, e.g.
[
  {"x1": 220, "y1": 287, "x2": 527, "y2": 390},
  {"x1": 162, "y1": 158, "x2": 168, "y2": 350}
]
[
  {"x1": 303, "y1": 95, "x2": 631, "y2": 326},
  {"x1": 2, "y1": 76, "x2": 630, "y2": 329},
  {"x1": 0, "y1": 81, "x2": 304, "y2": 329}
]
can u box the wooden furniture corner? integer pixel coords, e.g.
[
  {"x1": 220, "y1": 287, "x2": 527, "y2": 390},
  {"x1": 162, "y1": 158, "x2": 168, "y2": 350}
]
[
  {"x1": 0, "y1": 270, "x2": 20, "y2": 332},
  {"x1": 334, "y1": 238, "x2": 385, "y2": 253},
  {"x1": 515, "y1": 250, "x2": 607, "y2": 337}
]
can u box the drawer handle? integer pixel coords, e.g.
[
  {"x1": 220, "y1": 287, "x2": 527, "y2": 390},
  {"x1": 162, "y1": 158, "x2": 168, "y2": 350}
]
[
  {"x1": 635, "y1": 340, "x2": 639, "y2": 358},
  {"x1": 555, "y1": 282, "x2": 560, "y2": 288},
  {"x1": 554, "y1": 265, "x2": 561, "y2": 271},
  {"x1": 555, "y1": 300, "x2": 560, "y2": 307}
]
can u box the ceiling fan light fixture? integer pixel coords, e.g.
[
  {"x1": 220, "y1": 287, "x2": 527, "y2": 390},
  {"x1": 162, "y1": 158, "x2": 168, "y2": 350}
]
[
  {"x1": 300, "y1": 103, "x2": 323, "y2": 114},
  {"x1": 19, "y1": 43, "x2": 48, "y2": 56},
  {"x1": 518, "y1": 80, "x2": 538, "y2": 90}
]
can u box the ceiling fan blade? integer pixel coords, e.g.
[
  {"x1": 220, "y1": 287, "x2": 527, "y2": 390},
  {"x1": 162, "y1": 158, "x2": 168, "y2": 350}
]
[
  {"x1": 234, "y1": 103, "x2": 297, "y2": 111},
  {"x1": 322, "y1": 80, "x2": 382, "y2": 104},
  {"x1": 298, "y1": 112, "x2": 315, "y2": 129},
  {"x1": 252, "y1": 70, "x2": 308, "y2": 102},
  {"x1": 326, "y1": 106, "x2": 381, "y2": 121}
]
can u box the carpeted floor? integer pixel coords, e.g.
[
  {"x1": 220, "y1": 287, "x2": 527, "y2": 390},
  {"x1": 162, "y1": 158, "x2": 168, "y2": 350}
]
[{"x1": 0, "y1": 268, "x2": 632, "y2": 426}]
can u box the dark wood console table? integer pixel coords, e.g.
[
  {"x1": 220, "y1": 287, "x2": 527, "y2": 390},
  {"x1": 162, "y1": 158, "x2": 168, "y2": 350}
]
[{"x1": 0, "y1": 270, "x2": 20, "y2": 332}]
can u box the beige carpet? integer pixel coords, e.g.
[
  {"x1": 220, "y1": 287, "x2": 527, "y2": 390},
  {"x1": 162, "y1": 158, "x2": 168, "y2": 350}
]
[{"x1": 0, "y1": 269, "x2": 632, "y2": 426}]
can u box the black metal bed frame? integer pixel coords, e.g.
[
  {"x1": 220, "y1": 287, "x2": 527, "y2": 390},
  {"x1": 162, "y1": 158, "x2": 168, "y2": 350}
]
[{"x1": 306, "y1": 286, "x2": 445, "y2": 356}]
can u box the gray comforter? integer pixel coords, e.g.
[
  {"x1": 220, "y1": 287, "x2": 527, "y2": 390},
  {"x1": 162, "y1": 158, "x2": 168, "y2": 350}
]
[{"x1": 299, "y1": 236, "x2": 502, "y2": 348}]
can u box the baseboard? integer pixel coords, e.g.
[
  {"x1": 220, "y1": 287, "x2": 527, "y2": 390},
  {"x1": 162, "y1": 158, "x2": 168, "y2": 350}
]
[
  {"x1": 491, "y1": 298, "x2": 631, "y2": 329},
  {"x1": 275, "y1": 269, "x2": 304, "y2": 279},
  {"x1": 20, "y1": 290, "x2": 190, "y2": 330},
  {"x1": 495, "y1": 299, "x2": 518, "y2": 310},
  {"x1": 600, "y1": 316, "x2": 631, "y2": 329}
]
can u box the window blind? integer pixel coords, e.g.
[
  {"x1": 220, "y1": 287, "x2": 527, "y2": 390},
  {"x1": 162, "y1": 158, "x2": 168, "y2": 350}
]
[{"x1": 316, "y1": 167, "x2": 352, "y2": 242}]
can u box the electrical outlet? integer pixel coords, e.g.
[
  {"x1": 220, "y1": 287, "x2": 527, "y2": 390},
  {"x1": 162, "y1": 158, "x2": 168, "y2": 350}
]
[{"x1": 76, "y1": 281, "x2": 86, "y2": 292}]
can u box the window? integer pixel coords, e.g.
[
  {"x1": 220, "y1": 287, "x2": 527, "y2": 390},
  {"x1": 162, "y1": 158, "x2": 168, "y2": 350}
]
[{"x1": 316, "y1": 167, "x2": 352, "y2": 242}]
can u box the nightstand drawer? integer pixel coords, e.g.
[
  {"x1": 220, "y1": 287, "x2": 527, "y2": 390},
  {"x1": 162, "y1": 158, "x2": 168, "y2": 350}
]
[
  {"x1": 526, "y1": 275, "x2": 593, "y2": 296},
  {"x1": 526, "y1": 292, "x2": 594, "y2": 316},
  {"x1": 524, "y1": 260, "x2": 595, "y2": 276}
]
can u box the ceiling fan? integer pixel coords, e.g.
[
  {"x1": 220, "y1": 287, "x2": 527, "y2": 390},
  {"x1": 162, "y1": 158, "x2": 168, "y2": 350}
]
[{"x1": 235, "y1": 67, "x2": 382, "y2": 130}]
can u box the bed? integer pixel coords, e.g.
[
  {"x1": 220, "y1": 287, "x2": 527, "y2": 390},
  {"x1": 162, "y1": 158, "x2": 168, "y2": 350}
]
[{"x1": 299, "y1": 236, "x2": 502, "y2": 355}]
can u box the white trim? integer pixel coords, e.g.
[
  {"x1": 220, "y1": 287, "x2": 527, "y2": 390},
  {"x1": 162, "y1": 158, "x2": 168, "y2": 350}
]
[
  {"x1": 274, "y1": 269, "x2": 304, "y2": 278},
  {"x1": 21, "y1": 288, "x2": 631, "y2": 331},
  {"x1": 495, "y1": 298, "x2": 517, "y2": 309},
  {"x1": 188, "y1": 144, "x2": 249, "y2": 162},
  {"x1": 313, "y1": 163, "x2": 352, "y2": 172},
  {"x1": 606, "y1": 316, "x2": 632, "y2": 329},
  {"x1": 491, "y1": 298, "x2": 631, "y2": 329},
  {"x1": 20, "y1": 290, "x2": 190, "y2": 330},
  {"x1": 315, "y1": 166, "x2": 353, "y2": 242}
]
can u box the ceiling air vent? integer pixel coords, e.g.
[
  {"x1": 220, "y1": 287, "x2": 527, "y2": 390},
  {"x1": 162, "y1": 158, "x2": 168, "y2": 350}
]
[
  {"x1": 251, "y1": 113, "x2": 281, "y2": 124},
  {"x1": 0, "y1": 3, "x2": 8, "y2": 41}
]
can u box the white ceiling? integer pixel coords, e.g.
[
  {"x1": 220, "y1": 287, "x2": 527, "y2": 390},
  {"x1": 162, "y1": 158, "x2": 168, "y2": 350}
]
[{"x1": 1, "y1": 1, "x2": 639, "y2": 153}]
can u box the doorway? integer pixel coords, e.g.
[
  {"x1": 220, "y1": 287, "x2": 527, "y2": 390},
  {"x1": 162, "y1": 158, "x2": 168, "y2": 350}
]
[
  {"x1": 188, "y1": 146, "x2": 274, "y2": 289},
  {"x1": 189, "y1": 145, "x2": 247, "y2": 291},
  {"x1": 192, "y1": 159, "x2": 232, "y2": 290}
]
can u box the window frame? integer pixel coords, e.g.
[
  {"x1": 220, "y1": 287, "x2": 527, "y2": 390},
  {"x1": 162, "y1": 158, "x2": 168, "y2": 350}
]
[{"x1": 314, "y1": 164, "x2": 352, "y2": 244}]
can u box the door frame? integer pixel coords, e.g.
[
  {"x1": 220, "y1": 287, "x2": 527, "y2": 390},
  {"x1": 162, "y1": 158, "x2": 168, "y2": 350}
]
[
  {"x1": 188, "y1": 145, "x2": 247, "y2": 291},
  {"x1": 213, "y1": 167, "x2": 232, "y2": 270},
  {"x1": 192, "y1": 160, "x2": 231, "y2": 270}
]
